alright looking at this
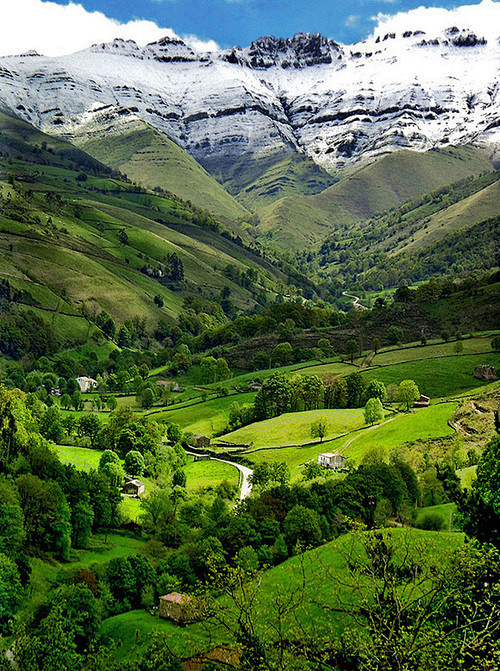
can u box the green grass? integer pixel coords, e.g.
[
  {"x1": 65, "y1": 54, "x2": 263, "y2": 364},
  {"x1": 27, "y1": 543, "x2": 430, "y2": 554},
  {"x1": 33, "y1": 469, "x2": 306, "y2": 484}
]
[
  {"x1": 394, "y1": 179, "x2": 500, "y2": 256},
  {"x1": 71, "y1": 533, "x2": 147, "y2": 565},
  {"x1": 331, "y1": 403, "x2": 456, "y2": 463},
  {"x1": 223, "y1": 408, "x2": 367, "y2": 448},
  {"x1": 120, "y1": 497, "x2": 142, "y2": 523},
  {"x1": 54, "y1": 444, "x2": 103, "y2": 471},
  {"x1": 416, "y1": 503, "x2": 457, "y2": 531},
  {"x1": 457, "y1": 465, "x2": 477, "y2": 489},
  {"x1": 257, "y1": 146, "x2": 492, "y2": 251},
  {"x1": 367, "y1": 337, "x2": 495, "y2": 367},
  {"x1": 77, "y1": 118, "x2": 251, "y2": 225},
  {"x1": 19, "y1": 533, "x2": 146, "y2": 621},
  {"x1": 362, "y1": 354, "x2": 499, "y2": 398},
  {"x1": 243, "y1": 442, "x2": 338, "y2": 478},
  {"x1": 150, "y1": 393, "x2": 256, "y2": 436},
  {"x1": 100, "y1": 527, "x2": 464, "y2": 661},
  {"x1": 184, "y1": 459, "x2": 239, "y2": 492},
  {"x1": 243, "y1": 403, "x2": 455, "y2": 472}
]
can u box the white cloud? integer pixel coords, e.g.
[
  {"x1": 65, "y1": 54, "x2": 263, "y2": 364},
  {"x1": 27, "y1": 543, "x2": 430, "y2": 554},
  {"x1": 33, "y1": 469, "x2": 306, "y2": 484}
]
[
  {"x1": 370, "y1": 0, "x2": 500, "y2": 42},
  {"x1": 0, "y1": 0, "x2": 218, "y2": 57}
]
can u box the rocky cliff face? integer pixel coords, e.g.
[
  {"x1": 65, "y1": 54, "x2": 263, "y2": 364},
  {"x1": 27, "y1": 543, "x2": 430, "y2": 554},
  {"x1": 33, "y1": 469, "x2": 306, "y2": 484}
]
[{"x1": 0, "y1": 19, "x2": 498, "y2": 174}]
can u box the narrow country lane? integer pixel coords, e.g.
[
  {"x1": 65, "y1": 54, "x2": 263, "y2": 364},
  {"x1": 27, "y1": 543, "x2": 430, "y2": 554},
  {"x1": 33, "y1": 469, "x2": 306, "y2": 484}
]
[{"x1": 342, "y1": 290, "x2": 368, "y2": 309}]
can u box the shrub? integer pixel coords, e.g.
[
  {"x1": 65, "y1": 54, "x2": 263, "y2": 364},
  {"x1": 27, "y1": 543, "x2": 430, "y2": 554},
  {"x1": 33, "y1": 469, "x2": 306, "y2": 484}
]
[{"x1": 415, "y1": 511, "x2": 446, "y2": 531}]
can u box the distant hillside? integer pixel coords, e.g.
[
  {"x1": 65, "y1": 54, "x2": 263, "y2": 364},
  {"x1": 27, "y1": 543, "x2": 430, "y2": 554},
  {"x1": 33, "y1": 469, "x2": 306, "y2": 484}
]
[
  {"x1": 70, "y1": 113, "x2": 252, "y2": 227},
  {"x1": 315, "y1": 170, "x2": 500, "y2": 289},
  {"x1": 215, "y1": 151, "x2": 336, "y2": 210},
  {"x1": 0, "y1": 116, "x2": 292, "y2": 355},
  {"x1": 256, "y1": 146, "x2": 494, "y2": 250}
]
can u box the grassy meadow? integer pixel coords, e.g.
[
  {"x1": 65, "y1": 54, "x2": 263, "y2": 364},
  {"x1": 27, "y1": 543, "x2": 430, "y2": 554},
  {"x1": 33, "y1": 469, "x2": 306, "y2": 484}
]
[
  {"x1": 241, "y1": 403, "x2": 456, "y2": 475},
  {"x1": 222, "y1": 408, "x2": 367, "y2": 448},
  {"x1": 55, "y1": 444, "x2": 103, "y2": 471},
  {"x1": 184, "y1": 459, "x2": 239, "y2": 492},
  {"x1": 150, "y1": 393, "x2": 256, "y2": 436},
  {"x1": 99, "y1": 527, "x2": 465, "y2": 661},
  {"x1": 362, "y1": 353, "x2": 499, "y2": 398}
]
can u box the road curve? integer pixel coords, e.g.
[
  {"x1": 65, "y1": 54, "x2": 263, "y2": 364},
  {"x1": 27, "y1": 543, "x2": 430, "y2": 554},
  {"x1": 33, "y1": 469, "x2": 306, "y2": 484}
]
[
  {"x1": 185, "y1": 451, "x2": 253, "y2": 500},
  {"x1": 212, "y1": 458, "x2": 253, "y2": 500},
  {"x1": 342, "y1": 291, "x2": 368, "y2": 310}
]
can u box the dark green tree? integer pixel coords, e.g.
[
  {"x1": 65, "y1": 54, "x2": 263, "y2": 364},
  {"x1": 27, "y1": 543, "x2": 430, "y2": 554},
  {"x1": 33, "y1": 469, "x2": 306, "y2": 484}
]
[
  {"x1": 124, "y1": 450, "x2": 145, "y2": 477},
  {"x1": 345, "y1": 339, "x2": 359, "y2": 364}
]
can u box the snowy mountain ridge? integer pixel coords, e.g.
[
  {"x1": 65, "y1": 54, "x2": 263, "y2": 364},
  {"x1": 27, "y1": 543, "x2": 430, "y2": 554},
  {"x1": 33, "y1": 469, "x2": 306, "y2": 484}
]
[{"x1": 0, "y1": 11, "x2": 499, "y2": 174}]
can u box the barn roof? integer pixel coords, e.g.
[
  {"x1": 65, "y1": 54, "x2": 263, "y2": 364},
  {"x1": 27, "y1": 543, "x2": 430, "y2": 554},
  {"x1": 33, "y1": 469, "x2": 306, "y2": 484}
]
[{"x1": 160, "y1": 592, "x2": 192, "y2": 605}]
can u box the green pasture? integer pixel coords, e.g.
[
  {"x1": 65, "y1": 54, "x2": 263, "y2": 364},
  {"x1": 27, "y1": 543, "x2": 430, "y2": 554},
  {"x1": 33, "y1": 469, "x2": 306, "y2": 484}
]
[
  {"x1": 416, "y1": 503, "x2": 458, "y2": 531},
  {"x1": 243, "y1": 442, "x2": 338, "y2": 478},
  {"x1": 366, "y1": 336, "x2": 496, "y2": 367},
  {"x1": 243, "y1": 403, "x2": 455, "y2": 472},
  {"x1": 336, "y1": 403, "x2": 456, "y2": 462},
  {"x1": 362, "y1": 354, "x2": 499, "y2": 398},
  {"x1": 72, "y1": 533, "x2": 147, "y2": 565},
  {"x1": 54, "y1": 444, "x2": 103, "y2": 471},
  {"x1": 100, "y1": 527, "x2": 464, "y2": 662},
  {"x1": 184, "y1": 459, "x2": 239, "y2": 492},
  {"x1": 150, "y1": 392, "x2": 256, "y2": 436},
  {"x1": 222, "y1": 408, "x2": 367, "y2": 448},
  {"x1": 120, "y1": 497, "x2": 142, "y2": 523}
]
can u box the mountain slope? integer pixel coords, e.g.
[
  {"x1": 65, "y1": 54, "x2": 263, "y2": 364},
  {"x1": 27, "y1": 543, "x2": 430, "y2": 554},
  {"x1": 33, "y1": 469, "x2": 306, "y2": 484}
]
[
  {"x1": 0, "y1": 116, "x2": 292, "y2": 354},
  {"x1": 211, "y1": 151, "x2": 336, "y2": 210},
  {"x1": 392, "y1": 179, "x2": 500, "y2": 257},
  {"x1": 314, "y1": 169, "x2": 500, "y2": 288},
  {"x1": 311, "y1": 146, "x2": 493, "y2": 220},
  {"x1": 70, "y1": 111, "x2": 252, "y2": 226},
  {"x1": 257, "y1": 146, "x2": 494, "y2": 250},
  {"x1": 0, "y1": 5, "x2": 498, "y2": 180}
]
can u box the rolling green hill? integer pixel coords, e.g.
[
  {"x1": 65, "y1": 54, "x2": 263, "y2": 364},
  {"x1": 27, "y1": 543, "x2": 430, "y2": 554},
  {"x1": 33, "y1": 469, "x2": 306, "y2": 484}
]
[
  {"x1": 99, "y1": 528, "x2": 464, "y2": 662},
  {"x1": 0, "y1": 115, "x2": 290, "y2": 353},
  {"x1": 215, "y1": 150, "x2": 336, "y2": 211},
  {"x1": 72, "y1": 115, "x2": 252, "y2": 226},
  {"x1": 257, "y1": 146, "x2": 494, "y2": 251}
]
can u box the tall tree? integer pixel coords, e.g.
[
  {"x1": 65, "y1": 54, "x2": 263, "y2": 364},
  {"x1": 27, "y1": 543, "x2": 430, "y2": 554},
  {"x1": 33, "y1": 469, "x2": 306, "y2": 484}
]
[
  {"x1": 398, "y1": 379, "x2": 420, "y2": 411},
  {"x1": 345, "y1": 339, "x2": 359, "y2": 364}
]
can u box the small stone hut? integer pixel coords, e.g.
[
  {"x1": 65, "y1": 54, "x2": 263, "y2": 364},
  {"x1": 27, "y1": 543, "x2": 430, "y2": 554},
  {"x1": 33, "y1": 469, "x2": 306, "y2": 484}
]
[
  {"x1": 159, "y1": 592, "x2": 203, "y2": 624},
  {"x1": 191, "y1": 434, "x2": 211, "y2": 448},
  {"x1": 122, "y1": 477, "x2": 145, "y2": 497},
  {"x1": 414, "y1": 394, "x2": 430, "y2": 408}
]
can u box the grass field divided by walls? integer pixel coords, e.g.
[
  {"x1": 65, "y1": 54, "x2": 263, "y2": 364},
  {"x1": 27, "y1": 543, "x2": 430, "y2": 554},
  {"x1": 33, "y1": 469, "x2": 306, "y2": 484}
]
[
  {"x1": 361, "y1": 354, "x2": 499, "y2": 398},
  {"x1": 222, "y1": 408, "x2": 366, "y2": 449},
  {"x1": 184, "y1": 459, "x2": 239, "y2": 492},
  {"x1": 150, "y1": 393, "x2": 256, "y2": 436},
  {"x1": 99, "y1": 527, "x2": 465, "y2": 662},
  {"x1": 242, "y1": 402, "x2": 456, "y2": 475}
]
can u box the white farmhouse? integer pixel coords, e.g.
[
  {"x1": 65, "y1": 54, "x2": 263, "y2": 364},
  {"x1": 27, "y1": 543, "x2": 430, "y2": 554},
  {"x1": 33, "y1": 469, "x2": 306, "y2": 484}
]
[
  {"x1": 76, "y1": 376, "x2": 98, "y2": 393},
  {"x1": 317, "y1": 452, "x2": 347, "y2": 471}
]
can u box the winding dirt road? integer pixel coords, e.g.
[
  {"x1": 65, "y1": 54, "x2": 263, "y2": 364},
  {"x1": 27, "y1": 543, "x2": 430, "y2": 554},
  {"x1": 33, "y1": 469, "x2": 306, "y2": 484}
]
[{"x1": 342, "y1": 291, "x2": 368, "y2": 309}]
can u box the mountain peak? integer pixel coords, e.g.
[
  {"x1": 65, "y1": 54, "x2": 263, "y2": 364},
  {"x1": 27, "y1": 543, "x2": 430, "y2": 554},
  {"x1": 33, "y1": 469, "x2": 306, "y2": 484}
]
[{"x1": 236, "y1": 32, "x2": 344, "y2": 69}]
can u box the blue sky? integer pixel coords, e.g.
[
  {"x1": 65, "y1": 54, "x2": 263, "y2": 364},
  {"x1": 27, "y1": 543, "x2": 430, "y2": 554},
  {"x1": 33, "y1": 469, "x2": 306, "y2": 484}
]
[
  {"x1": 44, "y1": 0, "x2": 488, "y2": 47},
  {"x1": 1, "y1": 0, "x2": 496, "y2": 57}
]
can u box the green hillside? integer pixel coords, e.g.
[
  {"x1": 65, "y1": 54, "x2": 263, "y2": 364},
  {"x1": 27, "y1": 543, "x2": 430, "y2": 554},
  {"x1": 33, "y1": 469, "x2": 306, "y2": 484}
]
[
  {"x1": 100, "y1": 528, "x2": 464, "y2": 661},
  {"x1": 312, "y1": 146, "x2": 492, "y2": 220},
  {"x1": 217, "y1": 150, "x2": 336, "y2": 210},
  {"x1": 392, "y1": 179, "x2": 500, "y2": 257},
  {"x1": 74, "y1": 115, "x2": 252, "y2": 226},
  {"x1": 257, "y1": 146, "x2": 493, "y2": 251},
  {"x1": 0, "y1": 115, "x2": 290, "y2": 353}
]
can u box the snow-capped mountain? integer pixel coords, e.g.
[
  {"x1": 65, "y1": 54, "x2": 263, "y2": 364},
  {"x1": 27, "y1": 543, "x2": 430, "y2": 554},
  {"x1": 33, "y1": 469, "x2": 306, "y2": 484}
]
[{"x1": 0, "y1": 14, "x2": 499, "y2": 174}]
